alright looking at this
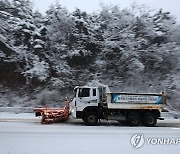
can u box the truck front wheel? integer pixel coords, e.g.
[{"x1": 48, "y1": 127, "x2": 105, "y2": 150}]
[
  {"x1": 127, "y1": 112, "x2": 141, "y2": 126},
  {"x1": 142, "y1": 112, "x2": 157, "y2": 127},
  {"x1": 83, "y1": 112, "x2": 98, "y2": 126}
]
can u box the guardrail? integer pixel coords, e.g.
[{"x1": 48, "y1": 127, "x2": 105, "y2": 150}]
[{"x1": 0, "y1": 107, "x2": 34, "y2": 113}]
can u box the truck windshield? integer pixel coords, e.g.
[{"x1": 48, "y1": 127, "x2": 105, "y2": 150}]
[{"x1": 78, "y1": 88, "x2": 90, "y2": 97}]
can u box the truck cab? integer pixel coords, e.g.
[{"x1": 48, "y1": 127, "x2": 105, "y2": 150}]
[
  {"x1": 71, "y1": 86, "x2": 98, "y2": 118},
  {"x1": 70, "y1": 85, "x2": 110, "y2": 117}
]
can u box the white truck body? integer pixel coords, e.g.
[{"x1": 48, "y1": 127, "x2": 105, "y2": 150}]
[{"x1": 70, "y1": 85, "x2": 166, "y2": 126}]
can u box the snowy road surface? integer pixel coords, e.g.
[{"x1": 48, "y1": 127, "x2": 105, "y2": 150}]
[{"x1": 0, "y1": 113, "x2": 180, "y2": 154}]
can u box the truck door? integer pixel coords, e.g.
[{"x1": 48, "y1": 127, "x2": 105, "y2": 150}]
[{"x1": 76, "y1": 88, "x2": 98, "y2": 111}]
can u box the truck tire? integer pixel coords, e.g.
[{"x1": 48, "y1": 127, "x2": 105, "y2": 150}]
[
  {"x1": 127, "y1": 112, "x2": 141, "y2": 126},
  {"x1": 142, "y1": 112, "x2": 157, "y2": 127},
  {"x1": 83, "y1": 112, "x2": 98, "y2": 126}
]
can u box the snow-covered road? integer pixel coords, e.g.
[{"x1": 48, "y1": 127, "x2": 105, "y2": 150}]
[{"x1": 0, "y1": 113, "x2": 180, "y2": 154}]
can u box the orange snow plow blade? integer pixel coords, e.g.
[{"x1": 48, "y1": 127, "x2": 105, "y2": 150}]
[{"x1": 34, "y1": 99, "x2": 70, "y2": 124}]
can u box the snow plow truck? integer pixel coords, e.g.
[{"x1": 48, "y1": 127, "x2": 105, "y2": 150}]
[{"x1": 35, "y1": 85, "x2": 166, "y2": 127}]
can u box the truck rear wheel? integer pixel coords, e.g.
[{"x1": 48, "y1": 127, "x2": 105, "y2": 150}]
[
  {"x1": 142, "y1": 112, "x2": 157, "y2": 127},
  {"x1": 127, "y1": 112, "x2": 141, "y2": 126},
  {"x1": 83, "y1": 112, "x2": 98, "y2": 126}
]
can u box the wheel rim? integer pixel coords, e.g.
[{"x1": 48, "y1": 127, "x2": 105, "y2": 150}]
[
  {"x1": 88, "y1": 115, "x2": 96, "y2": 123},
  {"x1": 130, "y1": 116, "x2": 139, "y2": 124},
  {"x1": 146, "y1": 115, "x2": 155, "y2": 125},
  {"x1": 127, "y1": 112, "x2": 140, "y2": 126}
]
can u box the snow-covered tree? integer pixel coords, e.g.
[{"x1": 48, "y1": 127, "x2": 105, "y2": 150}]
[
  {"x1": 0, "y1": 1, "x2": 180, "y2": 109},
  {"x1": 10, "y1": 0, "x2": 33, "y2": 19},
  {"x1": 46, "y1": 3, "x2": 74, "y2": 51}
]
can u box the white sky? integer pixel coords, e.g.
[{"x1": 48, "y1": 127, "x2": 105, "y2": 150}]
[{"x1": 33, "y1": 0, "x2": 180, "y2": 22}]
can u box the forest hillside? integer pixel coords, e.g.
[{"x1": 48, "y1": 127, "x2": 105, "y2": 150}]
[{"x1": 0, "y1": 0, "x2": 180, "y2": 110}]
